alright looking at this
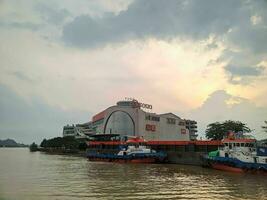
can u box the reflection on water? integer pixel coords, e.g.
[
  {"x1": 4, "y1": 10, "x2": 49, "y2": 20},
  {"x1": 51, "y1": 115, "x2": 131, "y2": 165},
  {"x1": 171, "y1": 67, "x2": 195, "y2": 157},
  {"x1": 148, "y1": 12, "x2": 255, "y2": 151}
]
[{"x1": 0, "y1": 148, "x2": 267, "y2": 200}]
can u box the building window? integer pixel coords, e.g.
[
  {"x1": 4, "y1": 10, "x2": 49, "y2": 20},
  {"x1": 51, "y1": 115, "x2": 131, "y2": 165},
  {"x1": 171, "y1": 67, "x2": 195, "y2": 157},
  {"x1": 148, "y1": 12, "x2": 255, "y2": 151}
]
[
  {"x1": 152, "y1": 116, "x2": 160, "y2": 121},
  {"x1": 167, "y1": 118, "x2": 176, "y2": 124},
  {"x1": 146, "y1": 115, "x2": 160, "y2": 122},
  {"x1": 178, "y1": 121, "x2": 185, "y2": 126}
]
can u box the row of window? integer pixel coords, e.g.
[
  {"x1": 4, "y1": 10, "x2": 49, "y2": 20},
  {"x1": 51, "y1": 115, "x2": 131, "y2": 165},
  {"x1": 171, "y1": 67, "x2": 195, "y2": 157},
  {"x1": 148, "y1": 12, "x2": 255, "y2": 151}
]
[
  {"x1": 224, "y1": 143, "x2": 254, "y2": 147},
  {"x1": 145, "y1": 115, "x2": 160, "y2": 121},
  {"x1": 167, "y1": 118, "x2": 176, "y2": 124},
  {"x1": 146, "y1": 115, "x2": 186, "y2": 126},
  {"x1": 167, "y1": 118, "x2": 186, "y2": 126}
]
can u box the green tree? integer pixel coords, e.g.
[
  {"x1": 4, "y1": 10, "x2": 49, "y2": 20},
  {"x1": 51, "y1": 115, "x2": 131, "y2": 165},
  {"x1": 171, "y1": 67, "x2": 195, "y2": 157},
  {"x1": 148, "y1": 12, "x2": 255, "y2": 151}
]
[
  {"x1": 205, "y1": 120, "x2": 251, "y2": 140},
  {"x1": 29, "y1": 142, "x2": 38, "y2": 152},
  {"x1": 39, "y1": 136, "x2": 79, "y2": 149},
  {"x1": 205, "y1": 122, "x2": 225, "y2": 140},
  {"x1": 40, "y1": 139, "x2": 47, "y2": 148},
  {"x1": 262, "y1": 121, "x2": 267, "y2": 133}
]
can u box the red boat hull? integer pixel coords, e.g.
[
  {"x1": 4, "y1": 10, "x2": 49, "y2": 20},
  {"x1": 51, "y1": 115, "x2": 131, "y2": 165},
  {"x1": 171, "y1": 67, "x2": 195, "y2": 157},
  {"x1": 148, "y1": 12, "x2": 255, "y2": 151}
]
[{"x1": 211, "y1": 163, "x2": 244, "y2": 173}]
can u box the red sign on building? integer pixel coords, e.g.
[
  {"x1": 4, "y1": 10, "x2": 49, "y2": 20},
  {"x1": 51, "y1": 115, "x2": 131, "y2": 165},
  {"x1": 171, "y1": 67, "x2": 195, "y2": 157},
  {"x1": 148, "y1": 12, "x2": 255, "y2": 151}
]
[{"x1": 146, "y1": 124, "x2": 156, "y2": 132}]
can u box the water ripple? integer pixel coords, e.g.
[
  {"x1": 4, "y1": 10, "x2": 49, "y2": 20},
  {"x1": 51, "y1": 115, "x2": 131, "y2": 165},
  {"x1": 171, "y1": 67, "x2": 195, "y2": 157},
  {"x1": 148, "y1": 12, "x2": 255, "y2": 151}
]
[{"x1": 0, "y1": 148, "x2": 267, "y2": 200}]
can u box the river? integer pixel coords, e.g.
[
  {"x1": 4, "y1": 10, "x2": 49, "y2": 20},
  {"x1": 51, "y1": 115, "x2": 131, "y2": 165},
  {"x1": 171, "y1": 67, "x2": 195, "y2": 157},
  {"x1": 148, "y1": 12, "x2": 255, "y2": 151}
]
[{"x1": 0, "y1": 148, "x2": 266, "y2": 200}]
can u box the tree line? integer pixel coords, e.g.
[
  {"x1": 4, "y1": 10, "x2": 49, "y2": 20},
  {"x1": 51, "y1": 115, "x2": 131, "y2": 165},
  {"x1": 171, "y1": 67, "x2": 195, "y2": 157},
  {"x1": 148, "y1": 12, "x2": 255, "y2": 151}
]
[{"x1": 40, "y1": 136, "x2": 87, "y2": 150}]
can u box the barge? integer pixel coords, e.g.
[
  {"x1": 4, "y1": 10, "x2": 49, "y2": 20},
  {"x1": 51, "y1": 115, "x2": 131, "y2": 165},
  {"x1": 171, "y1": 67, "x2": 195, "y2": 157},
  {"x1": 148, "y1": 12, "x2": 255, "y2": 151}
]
[
  {"x1": 86, "y1": 134, "x2": 221, "y2": 165},
  {"x1": 87, "y1": 137, "x2": 166, "y2": 163}
]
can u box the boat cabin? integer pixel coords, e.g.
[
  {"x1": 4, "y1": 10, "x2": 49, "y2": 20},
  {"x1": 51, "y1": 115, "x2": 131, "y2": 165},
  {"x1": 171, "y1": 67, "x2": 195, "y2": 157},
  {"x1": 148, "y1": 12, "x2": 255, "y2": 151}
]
[{"x1": 126, "y1": 137, "x2": 146, "y2": 147}]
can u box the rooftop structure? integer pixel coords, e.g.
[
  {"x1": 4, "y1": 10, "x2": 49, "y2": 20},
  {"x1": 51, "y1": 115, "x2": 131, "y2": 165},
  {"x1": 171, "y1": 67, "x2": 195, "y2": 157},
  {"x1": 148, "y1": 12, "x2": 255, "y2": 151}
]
[{"x1": 63, "y1": 122, "x2": 93, "y2": 139}]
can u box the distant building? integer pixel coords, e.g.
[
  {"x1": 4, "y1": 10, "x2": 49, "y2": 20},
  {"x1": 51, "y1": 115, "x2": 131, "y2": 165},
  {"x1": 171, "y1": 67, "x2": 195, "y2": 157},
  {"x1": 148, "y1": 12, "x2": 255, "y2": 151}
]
[
  {"x1": 185, "y1": 120, "x2": 198, "y2": 141},
  {"x1": 84, "y1": 99, "x2": 198, "y2": 141},
  {"x1": 63, "y1": 122, "x2": 93, "y2": 139}
]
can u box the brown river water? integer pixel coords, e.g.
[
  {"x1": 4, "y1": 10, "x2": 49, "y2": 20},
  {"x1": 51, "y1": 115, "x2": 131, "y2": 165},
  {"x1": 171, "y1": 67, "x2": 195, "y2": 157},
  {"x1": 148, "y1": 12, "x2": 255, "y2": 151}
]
[{"x1": 0, "y1": 148, "x2": 267, "y2": 200}]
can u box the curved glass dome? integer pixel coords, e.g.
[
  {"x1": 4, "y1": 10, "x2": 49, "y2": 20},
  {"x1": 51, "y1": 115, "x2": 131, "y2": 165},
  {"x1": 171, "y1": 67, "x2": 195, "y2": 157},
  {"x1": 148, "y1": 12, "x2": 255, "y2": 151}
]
[{"x1": 104, "y1": 111, "x2": 135, "y2": 136}]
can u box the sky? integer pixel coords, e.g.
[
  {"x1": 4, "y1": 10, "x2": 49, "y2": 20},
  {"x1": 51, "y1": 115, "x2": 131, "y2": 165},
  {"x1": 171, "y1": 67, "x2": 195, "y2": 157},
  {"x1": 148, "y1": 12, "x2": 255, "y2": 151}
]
[{"x1": 0, "y1": 0, "x2": 267, "y2": 144}]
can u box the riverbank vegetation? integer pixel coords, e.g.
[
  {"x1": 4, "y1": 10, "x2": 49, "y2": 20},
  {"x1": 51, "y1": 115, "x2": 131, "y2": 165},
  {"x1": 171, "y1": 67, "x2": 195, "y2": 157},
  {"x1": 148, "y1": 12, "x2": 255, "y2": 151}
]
[
  {"x1": 205, "y1": 120, "x2": 251, "y2": 140},
  {"x1": 29, "y1": 142, "x2": 38, "y2": 152},
  {"x1": 39, "y1": 136, "x2": 87, "y2": 151}
]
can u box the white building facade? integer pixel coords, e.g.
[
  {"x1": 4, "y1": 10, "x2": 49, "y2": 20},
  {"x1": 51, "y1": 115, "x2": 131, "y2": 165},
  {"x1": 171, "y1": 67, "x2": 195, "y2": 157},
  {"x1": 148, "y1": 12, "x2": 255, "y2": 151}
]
[{"x1": 89, "y1": 100, "x2": 197, "y2": 141}]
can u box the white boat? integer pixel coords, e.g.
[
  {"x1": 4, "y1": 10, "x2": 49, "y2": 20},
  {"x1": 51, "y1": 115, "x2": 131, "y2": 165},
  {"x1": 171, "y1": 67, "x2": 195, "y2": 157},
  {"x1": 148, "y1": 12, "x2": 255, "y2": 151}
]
[{"x1": 206, "y1": 133, "x2": 267, "y2": 173}]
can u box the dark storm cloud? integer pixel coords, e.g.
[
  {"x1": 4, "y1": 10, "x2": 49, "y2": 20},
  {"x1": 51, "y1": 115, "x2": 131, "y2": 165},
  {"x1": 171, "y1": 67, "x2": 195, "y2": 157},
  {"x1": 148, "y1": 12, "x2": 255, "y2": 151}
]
[
  {"x1": 62, "y1": 0, "x2": 267, "y2": 50},
  {"x1": 62, "y1": 0, "x2": 231, "y2": 47},
  {"x1": 225, "y1": 65, "x2": 265, "y2": 76}
]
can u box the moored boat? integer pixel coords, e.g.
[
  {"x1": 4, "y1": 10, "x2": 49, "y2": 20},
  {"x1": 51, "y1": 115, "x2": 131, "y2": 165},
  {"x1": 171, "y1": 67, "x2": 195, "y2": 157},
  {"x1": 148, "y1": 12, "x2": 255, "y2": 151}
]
[
  {"x1": 205, "y1": 133, "x2": 267, "y2": 174},
  {"x1": 87, "y1": 136, "x2": 167, "y2": 163}
]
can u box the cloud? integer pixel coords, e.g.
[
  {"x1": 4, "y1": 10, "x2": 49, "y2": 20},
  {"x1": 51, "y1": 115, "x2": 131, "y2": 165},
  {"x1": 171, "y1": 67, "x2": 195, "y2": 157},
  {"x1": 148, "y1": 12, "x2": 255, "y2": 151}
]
[
  {"x1": 63, "y1": 0, "x2": 224, "y2": 47},
  {"x1": 10, "y1": 71, "x2": 34, "y2": 83},
  {"x1": 0, "y1": 84, "x2": 91, "y2": 144},
  {"x1": 187, "y1": 90, "x2": 267, "y2": 140},
  {"x1": 224, "y1": 64, "x2": 267, "y2": 84},
  {"x1": 0, "y1": 21, "x2": 41, "y2": 30},
  {"x1": 35, "y1": 3, "x2": 71, "y2": 26},
  {"x1": 62, "y1": 0, "x2": 267, "y2": 49},
  {"x1": 225, "y1": 65, "x2": 265, "y2": 76},
  {"x1": 61, "y1": 0, "x2": 267, "y2": 87}
]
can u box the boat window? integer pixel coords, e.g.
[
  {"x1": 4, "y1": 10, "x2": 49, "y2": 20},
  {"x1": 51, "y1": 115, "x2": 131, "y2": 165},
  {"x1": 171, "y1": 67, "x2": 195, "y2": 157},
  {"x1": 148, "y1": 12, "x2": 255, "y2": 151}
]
[
  {"x1": 245, "y1": 143, "x2": 249, "y2": 147},
  {"x1": 233, "y1": 143, "x2": 236, "y2": 147},
  {"x1": 229, "y1": 144, "x2": 232, "y2": 149},
  {"x1": 241, "y1": 143, "x2": 244, "y2": 147},
  {"x1": 224, "y1": 143, "x2": 228, "y2": 147},
  {"x1": 236, "y1": 143, "x2": 240, "y2": 147}
]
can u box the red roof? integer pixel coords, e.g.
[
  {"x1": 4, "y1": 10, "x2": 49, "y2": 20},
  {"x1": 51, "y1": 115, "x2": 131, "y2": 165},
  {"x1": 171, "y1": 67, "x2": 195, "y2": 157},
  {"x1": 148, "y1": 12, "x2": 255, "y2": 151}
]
[
  {"x1": 126, "y1": 138, "x2": 146, "y2": 143},
  {"x1": 92, "y1": 110, "x2": 106, "y2": 122}
]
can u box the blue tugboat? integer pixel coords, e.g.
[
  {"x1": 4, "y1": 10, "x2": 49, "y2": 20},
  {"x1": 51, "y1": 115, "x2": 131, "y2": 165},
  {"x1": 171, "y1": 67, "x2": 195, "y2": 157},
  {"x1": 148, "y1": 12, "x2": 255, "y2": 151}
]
[
  {"x1": 87, "y1": 137, "x2": 167, "y2": 163},
  {"x1": 205, "y1": 133, "x2": 267, "y2": 173}
]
